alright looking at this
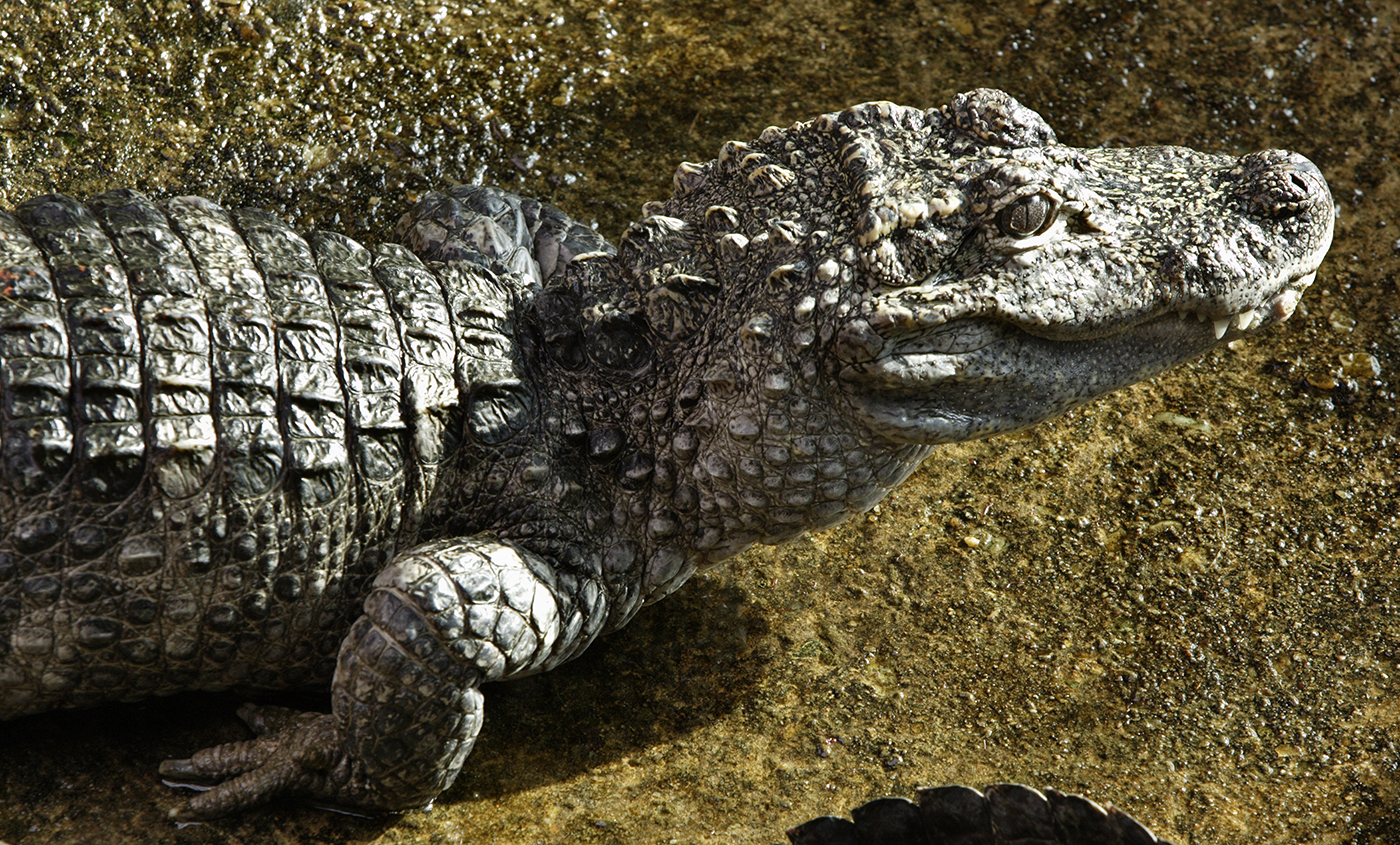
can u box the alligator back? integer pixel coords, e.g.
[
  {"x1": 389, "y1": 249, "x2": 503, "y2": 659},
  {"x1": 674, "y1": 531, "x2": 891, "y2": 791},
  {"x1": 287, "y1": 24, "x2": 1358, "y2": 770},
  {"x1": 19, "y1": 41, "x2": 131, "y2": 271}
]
[{"x1": 0, "y1": 190, "x2": 465, "y2": 717}]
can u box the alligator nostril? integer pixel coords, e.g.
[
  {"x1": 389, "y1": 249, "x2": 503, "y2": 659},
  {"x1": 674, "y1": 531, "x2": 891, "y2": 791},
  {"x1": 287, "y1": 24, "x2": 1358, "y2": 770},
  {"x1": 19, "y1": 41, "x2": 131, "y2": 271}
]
[
  {"x1": 1269, "y1": 170, "x2": 1316, "y2": 210},
  {"x1": 1237, "y1": 156, "x2": 1325, "y2": 219}
]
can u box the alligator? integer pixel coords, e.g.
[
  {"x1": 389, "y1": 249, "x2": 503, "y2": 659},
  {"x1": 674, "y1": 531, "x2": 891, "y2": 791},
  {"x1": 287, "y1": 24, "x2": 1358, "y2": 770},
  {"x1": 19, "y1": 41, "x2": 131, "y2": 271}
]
[
  {"x1": 0, "y1": 89, "x2": 1333, "y2": 821},
  {"x1": 785, "y1": 783, "x2": 1172, "y2": 844}
]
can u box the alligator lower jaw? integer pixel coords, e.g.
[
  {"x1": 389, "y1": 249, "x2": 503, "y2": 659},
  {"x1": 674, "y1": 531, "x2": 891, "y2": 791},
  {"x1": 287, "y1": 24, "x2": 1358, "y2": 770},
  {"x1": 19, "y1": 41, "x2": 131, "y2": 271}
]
[{"x1": 844, "y1": 272, "x2": 1318, "y2": 445}]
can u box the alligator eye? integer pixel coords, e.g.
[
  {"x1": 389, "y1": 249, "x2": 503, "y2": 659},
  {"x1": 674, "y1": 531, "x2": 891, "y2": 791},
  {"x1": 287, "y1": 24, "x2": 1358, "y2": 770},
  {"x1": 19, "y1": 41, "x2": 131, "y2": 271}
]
[{"x1": 996, "y1": 192, "x2": 1058, "y2": 238}]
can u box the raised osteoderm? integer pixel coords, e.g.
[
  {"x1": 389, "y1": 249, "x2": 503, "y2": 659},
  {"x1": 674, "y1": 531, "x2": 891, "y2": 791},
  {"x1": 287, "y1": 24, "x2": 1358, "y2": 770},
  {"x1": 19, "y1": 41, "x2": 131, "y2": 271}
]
[
  {"x1": 0, "y1": 90, "x2": 1332, "y2": 818},
  {"x1": 787, "y1": 783, "x2": 1175, "y2": 845}
]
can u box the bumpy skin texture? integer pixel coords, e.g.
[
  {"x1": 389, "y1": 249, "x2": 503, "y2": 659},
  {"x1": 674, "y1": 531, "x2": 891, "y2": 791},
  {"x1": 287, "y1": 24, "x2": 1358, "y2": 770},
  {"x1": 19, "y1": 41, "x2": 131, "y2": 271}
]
[
  {"x1": 786, "y1": 783, "x2": 1172, "y2": 845},
  {"x1": 0, "y1": 90, "x2": 1333, "y2": 819}
]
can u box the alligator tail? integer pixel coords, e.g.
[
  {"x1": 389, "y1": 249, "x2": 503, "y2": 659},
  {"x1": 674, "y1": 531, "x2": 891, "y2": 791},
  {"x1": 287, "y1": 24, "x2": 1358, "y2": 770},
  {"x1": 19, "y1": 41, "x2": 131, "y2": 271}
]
[{"x1": 786, "y1": 783, "x2": 1171, "y2": 845}]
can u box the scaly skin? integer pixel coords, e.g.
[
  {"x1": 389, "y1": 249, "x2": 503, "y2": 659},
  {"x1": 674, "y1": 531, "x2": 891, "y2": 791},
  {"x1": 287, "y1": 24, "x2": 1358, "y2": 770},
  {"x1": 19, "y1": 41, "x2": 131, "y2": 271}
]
[
  {"x1": 0, "y1": 90, "x2": 1333, "y2": 819},
  {"x1": 786, "y1": 783, "x2": 1172, "y2": 845}
]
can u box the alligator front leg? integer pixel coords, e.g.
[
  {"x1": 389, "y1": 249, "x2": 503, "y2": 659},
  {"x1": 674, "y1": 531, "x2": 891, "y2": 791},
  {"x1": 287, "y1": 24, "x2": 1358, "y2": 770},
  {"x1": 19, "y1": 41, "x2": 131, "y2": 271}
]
[{"x1": 159, "y1": 535, "x2": 610, "y2": 819}]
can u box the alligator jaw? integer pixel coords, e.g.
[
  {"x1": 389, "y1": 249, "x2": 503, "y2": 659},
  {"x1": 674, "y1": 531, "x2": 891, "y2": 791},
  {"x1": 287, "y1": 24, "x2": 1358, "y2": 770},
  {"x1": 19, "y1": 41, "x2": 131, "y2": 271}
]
[{"x1": 844, "y1": 262, "x2": 1325, "y2": 445}]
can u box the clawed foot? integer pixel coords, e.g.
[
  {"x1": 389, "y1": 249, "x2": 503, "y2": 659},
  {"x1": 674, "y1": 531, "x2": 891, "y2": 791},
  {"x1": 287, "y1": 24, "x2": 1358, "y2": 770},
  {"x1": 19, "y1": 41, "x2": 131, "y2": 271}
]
[{"x1": 160, "y1": 703, "x2": 359, "y2": 821}]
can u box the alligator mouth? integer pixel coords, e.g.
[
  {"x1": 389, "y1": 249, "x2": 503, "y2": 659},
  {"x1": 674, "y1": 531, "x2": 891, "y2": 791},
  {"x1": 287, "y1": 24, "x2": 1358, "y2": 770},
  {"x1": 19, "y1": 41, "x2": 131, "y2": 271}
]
[
  {"x1": 846, "y1": 267, "x2": 1322, "y2": 444},
  {"x1": 1179, "y1": 270, "x2": 1314, "y2": 341},
  {"x1": 892, "y1": 266, "x2": 1318, "y2": 357}
]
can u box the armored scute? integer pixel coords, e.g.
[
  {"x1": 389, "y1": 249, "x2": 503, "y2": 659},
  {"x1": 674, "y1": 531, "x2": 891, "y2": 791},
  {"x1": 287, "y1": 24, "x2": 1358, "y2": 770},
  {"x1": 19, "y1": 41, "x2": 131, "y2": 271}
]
[{"x1": 0, "y1": 90, "x2": 1332, "y2": 818}]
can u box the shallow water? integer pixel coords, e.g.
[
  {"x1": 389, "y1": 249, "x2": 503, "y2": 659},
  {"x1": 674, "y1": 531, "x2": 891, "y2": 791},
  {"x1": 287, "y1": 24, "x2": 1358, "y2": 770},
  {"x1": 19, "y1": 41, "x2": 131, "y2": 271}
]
[{"x1": 1, "y1": 0, "x2": 1398, "y2": 842}]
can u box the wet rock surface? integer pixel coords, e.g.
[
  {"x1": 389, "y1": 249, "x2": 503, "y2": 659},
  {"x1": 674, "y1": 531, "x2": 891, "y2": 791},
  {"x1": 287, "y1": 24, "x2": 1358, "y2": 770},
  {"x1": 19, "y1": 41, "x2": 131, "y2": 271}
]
[{"x1": 0, "y1": 0, "x2": 1397, "y2": 843}]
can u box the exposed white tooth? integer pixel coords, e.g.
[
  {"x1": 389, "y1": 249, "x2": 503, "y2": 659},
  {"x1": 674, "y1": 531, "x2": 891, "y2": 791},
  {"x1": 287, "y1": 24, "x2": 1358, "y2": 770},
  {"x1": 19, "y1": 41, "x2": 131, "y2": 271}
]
[
  {"x1": 1272, "y1": 288, "x2": 1301, "y2": 319},
  {"x1": 1213, "y1": 317, "x2": 1230, "y2": 339},
  {"x1": 1297, "y1": 271, "x2": 1317, "y2": 288},
  {"x1": 1235, "y1": 311, "x2": 1256, "y2": 332}
]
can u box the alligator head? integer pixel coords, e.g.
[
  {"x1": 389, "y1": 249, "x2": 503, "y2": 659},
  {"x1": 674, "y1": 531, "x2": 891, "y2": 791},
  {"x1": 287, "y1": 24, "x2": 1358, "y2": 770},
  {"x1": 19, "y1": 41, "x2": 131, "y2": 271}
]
[
  {"x1": 611, "y1": 89, "x2": 1332, "y2": 448},
  {"x1": 831, "y1": 90, "x2": 1333, "y2": 442}
]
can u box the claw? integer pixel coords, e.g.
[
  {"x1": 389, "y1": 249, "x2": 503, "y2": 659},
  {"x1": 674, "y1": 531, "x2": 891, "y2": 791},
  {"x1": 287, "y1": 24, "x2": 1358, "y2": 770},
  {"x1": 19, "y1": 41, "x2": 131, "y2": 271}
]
[
  {"x1": 159, "y1": 735, "x2": 278, "y2": 783},
  {"x1": 161, "y1": 709, "x2": 350, "y2": 820},
  {"x1": 172, "y1": 756, "x2": 305, "y2": 821},
  {"x1": 159, "y1": 758, "x2": 202, "y2": 782}
]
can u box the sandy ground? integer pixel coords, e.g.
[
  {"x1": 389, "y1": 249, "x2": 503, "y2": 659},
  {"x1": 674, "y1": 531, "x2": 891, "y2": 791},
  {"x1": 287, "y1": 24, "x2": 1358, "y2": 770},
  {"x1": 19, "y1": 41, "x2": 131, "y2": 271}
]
[{"x1": 0, "y1": 0, "x2": 1398, "y2": 842}]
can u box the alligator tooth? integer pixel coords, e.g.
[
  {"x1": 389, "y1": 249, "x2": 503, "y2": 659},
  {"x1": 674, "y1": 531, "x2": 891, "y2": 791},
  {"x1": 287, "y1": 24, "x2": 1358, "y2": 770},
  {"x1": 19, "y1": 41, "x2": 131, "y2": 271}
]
[
  {"x1": 1234, "y1": 310, "x2": 1257, "y2": 332},
  {"x1": 1297, "y1": 271, "x2": 1317, "y2": 288},
  {"x1": 1213, "y1": 317, "x2": 1230, "y2": 339},
  {"x1": 1272, "y1": 288, "x2": 1301, "y2": 319}
]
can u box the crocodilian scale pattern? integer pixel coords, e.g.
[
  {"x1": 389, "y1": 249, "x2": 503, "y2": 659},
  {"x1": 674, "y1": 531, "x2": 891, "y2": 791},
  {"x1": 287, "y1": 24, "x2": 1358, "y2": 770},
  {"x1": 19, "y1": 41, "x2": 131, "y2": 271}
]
[
  {"x1": 785, "y1": 783, "x2": 1173, "y2": 845},
  {"x1": 0, "y1": 89, "x2": 1332, "y2": 819}
]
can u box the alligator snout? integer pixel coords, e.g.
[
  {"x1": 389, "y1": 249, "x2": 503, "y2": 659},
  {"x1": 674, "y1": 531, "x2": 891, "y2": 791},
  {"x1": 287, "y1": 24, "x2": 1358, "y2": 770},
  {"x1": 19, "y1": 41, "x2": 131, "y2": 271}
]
[{"x1": 1234, "y1": 149, "x2": 1333, "y2": 220}]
